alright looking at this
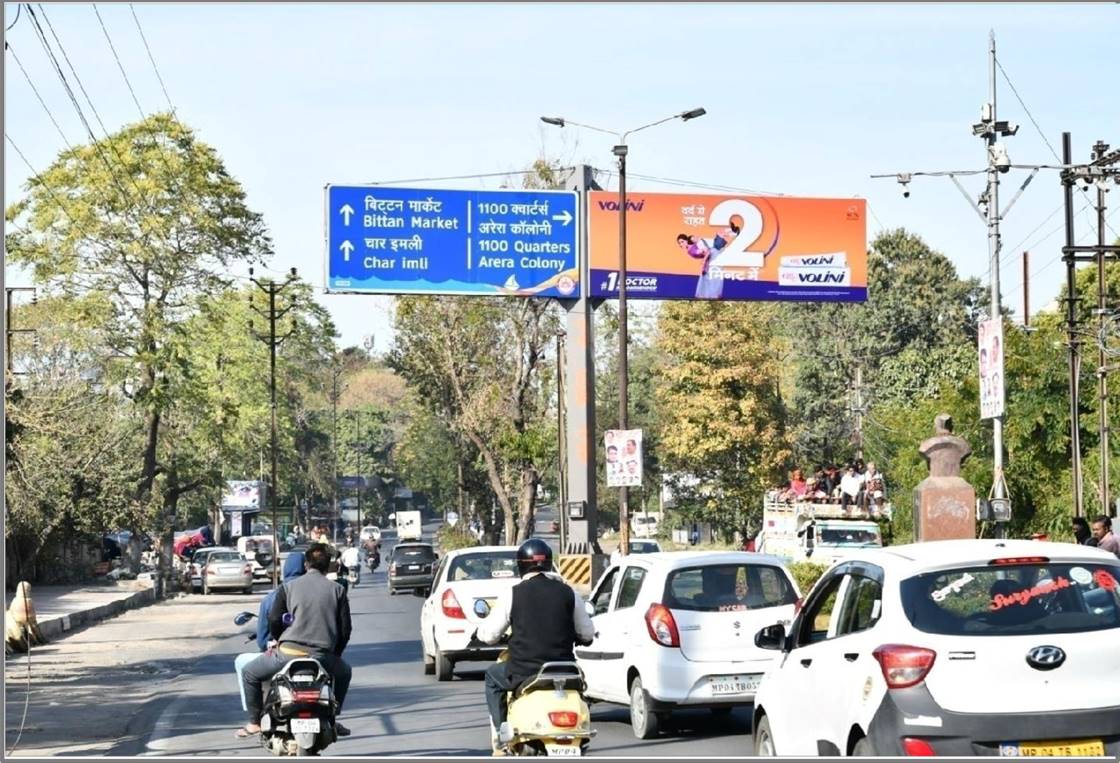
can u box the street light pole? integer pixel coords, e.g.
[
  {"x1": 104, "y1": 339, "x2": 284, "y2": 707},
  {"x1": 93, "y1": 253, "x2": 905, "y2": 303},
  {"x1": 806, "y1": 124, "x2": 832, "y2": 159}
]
[
  {"x1": 556, "y1": 329, "x2": 568, "y2": 552},
  {"x1": 541, "y1": 108, "x2": 706, "y2": 558}
]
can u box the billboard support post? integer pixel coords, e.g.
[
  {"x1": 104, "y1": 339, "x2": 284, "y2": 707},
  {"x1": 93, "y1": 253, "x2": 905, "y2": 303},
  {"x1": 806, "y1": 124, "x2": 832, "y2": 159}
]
[{"x1": 562, "y1": 165, "x2": 600, "y2": 554}]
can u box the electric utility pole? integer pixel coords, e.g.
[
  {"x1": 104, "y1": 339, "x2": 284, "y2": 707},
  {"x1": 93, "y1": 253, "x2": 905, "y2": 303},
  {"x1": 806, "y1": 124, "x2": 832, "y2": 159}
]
[{"x1": 249, "y1": 267, "x2": 299, "y2": 588}]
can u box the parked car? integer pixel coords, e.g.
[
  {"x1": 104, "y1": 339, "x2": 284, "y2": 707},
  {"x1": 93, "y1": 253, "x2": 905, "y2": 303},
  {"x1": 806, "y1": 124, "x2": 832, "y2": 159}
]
[
  {"x1": 388, "y1": 542, "x2": 438, "y2": 596},
  {"x1": 610, "y1": 540, "x2": 662, "y2": 566},
  {"x1": 419, "y1": 545, "x2": 520, "y2": 680},
  {"x1": 751, "y1": 540, "x2": 1120, "y2": 757},
  {"x1": 199, "y1": 549, "x2": 254, "y2": 595},
  {"x1": 185, "y1": 546, "x2": 237, "y2": 593},
  {"x1": 577, "y1": 551, "x2": 800, "y2": 739}
]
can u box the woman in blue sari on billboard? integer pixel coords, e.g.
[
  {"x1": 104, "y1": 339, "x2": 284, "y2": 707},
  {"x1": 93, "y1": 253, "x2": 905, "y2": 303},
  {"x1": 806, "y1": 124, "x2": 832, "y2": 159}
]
[{"x1": 677, "y1": 222, "x2": 741, "y2": 299}]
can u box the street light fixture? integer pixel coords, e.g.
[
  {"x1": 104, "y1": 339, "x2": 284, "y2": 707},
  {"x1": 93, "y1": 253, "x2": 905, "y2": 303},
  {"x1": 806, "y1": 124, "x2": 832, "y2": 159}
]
[{"x1": 541, "y1": 108, "x2": 706, "y2": 557}]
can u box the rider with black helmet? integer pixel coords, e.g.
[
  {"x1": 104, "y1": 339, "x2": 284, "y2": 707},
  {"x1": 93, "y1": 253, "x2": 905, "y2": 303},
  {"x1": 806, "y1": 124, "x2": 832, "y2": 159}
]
[{"x1": 476, "y1": 538, "x2": 595, "y2": 755}]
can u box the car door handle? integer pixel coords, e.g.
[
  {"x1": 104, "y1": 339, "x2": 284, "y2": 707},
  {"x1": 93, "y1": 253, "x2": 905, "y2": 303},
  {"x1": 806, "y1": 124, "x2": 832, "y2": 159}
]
[
  {"x1": 800, "y1": 658, "x2": 812, "y2": 667},
  {"x1": 844, "y1": 653, "x2": 859, "y2": 662}
]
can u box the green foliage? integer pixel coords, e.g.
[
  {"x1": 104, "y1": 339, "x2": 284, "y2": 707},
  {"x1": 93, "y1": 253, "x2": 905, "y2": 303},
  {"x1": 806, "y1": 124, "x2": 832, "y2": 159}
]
[
  {"x1": 436, "y1": 523, "x2": 481, "y2": 552},
  {"x1": 788, "y1": 561, "x2": 830, "y2": 596},
  {"x1": 655, "y1": 301, "x2": 791, "y2": 538}
]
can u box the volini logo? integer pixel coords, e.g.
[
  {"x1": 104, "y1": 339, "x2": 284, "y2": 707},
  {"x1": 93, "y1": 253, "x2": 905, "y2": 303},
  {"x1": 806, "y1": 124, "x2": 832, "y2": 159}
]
[{"x1": 597, "y1": 200, "x2": 646, "y2": 212}]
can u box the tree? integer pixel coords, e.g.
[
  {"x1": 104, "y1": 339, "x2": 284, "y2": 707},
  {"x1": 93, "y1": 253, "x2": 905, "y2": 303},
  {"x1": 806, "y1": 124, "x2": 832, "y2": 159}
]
[
  {"x1": 783, "y1": 228, "x2": 986, "y2": 464},
  {"x1": 6, "y1": 114, "x2": 272, "y2": 590},
  {"x1": 654, "y1": 300, "x2": 792, "y2": 540},
  {"x1": 391, "y1": 296, "x2": 558, "y2": 543}
]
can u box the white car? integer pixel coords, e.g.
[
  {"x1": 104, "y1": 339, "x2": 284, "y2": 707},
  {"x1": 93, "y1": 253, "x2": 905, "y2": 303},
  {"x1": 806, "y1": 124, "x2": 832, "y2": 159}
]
[
  {"x1": 609, "y1": 540, "x2": 663, "y2": 567},
  {"x1": 360, "y1": 525, "x2": 381, "y2": 543},
  {"x1": 578, "y1": 551, "x2": 800, "y2": 739},
  {"x1": 752, "y1": 539, "x2": 1120, "y2": 757},
  {"x1": 419, "y1": 545, "x2": 520, "y2": 681}
]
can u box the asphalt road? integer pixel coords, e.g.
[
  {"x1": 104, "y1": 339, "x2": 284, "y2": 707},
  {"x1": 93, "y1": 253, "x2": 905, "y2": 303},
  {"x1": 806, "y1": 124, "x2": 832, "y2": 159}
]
[{"x1": 7, "y1": 520, "x2": 754, "y2": 756}]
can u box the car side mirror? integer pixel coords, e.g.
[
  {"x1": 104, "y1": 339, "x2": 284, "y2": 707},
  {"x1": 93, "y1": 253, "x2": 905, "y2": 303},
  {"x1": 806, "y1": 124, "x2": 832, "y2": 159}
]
[{"x1": 755, "y1": 623, "x2": 787, "y2": 651}]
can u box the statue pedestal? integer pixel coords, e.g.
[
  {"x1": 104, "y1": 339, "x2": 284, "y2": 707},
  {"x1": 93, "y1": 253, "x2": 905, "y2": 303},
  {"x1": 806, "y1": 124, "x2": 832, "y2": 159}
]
[
  {"x1": 913, "y1": 477, "x2": 976, "y2": 541},
  {"x1": 913, "y1": 415, "x2": 976, "y2": 542}
]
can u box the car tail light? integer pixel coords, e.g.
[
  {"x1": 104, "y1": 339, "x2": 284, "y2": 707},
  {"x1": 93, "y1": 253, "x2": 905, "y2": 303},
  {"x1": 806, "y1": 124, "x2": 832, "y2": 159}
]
[
  {"x1": 793, "y1": 597, "x2": 804, "y2": 615},
  {"x1": 548, "y1": 711, "x2": 578, "y2": 728},
  {"x1": 872, "y1": 644, "x2": 937, "y2": 689},
  {"x1": 902, "y1": 738, "x2": 936, "y2": 756},
  {"x1": 442, "y1": 589, "x2": 466, "y2": 619},
  {"x1": 206, "y1": 565, "x2": 217, "y2": 575},
  {"x1": 645, "y1": 604, "x2": 680, "y2": 648},
  {"x1": 989, "y1": 556, "x2": 1048, "y2": 565},
  {"x1": 389, "y1": 563, "x2": 397, "y2": 575},
  {"x1": 293, "y1": 689, "x2": 321, "y2": 703},
  {"x1": 243, "y1": 564, "x2": 253, "y2": 576}
]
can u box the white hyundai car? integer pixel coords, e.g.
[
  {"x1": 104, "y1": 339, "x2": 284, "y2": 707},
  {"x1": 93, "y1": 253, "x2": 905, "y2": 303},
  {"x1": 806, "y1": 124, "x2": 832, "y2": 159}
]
[
  {"x1": 419, "y1": 545, "x2": 520, "y2": 681},
  {"x1": 578, "y1": 551, "x2": 801, "y2": 738},
  {"x1": 752, "y1": 539, "x2": 1120, "y2": 757}
]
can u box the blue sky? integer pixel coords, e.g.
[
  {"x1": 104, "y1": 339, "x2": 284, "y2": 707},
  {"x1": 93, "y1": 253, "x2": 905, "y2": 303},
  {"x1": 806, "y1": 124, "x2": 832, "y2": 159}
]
[{"x1": 4, "y1": 2, "x2": 1118, "y2": 352}]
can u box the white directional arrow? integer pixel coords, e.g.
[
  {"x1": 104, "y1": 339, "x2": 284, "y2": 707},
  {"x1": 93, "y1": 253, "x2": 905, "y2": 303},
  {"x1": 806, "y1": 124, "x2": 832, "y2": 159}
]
[
  {"x1": 339, "y1": 204, "x2": 355, "y2": 226},
  {"x1": 552, "y1": 210, "x2": 573, "y2": 226},
  {"x1": 339, "y1": 240, "x2": 354, "y2": 261}
]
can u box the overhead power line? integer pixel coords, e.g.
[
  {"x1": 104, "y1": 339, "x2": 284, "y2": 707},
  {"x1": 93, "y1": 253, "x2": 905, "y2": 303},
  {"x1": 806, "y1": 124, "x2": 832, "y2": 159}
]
[
  {"x1": 92, "y1": 4, "x2": 145, "y2": 116},
  {"x1": 128, "y1": 3, "x2": 176, "y2": 115},
  {"x1": 5, "y1": 41, "x2": 73, "y2": 148}
]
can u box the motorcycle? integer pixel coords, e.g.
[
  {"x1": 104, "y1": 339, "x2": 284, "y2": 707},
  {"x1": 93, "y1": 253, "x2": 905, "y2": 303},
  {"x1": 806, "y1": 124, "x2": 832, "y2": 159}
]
[
  {"x1": 346, "y1": 566, "x2": 359, "y2": 589},
  {"x1": 472, "y1": 609, "x2": 595, "y2": 756},
  {"x1": 234, "y1": 612, "x2": 339, "y2": 757}
]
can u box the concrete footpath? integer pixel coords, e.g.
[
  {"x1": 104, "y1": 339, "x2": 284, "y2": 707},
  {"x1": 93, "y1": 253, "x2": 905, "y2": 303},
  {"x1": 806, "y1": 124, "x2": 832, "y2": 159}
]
[{"x1": 5, "y1": 580, "x2": 162, "y2": 641}]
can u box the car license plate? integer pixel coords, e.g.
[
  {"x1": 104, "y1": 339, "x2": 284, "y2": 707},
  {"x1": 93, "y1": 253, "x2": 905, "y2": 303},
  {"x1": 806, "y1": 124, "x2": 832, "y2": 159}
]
[
  {"x1": 407, "y1": 564, "x2": 421, "y2": 571},
  {"x1": 999, "y1": 739, "x2": 1105, "y2": 757},
  {"x1": 289, "y1": 718, "x2": 320, "y2": 734},
  {"x1": 545, "y1": 743, "x2": 582, "y2": 757},
  {"x1": 709, "y1": 673, "x2": 762, "y2": 696}
]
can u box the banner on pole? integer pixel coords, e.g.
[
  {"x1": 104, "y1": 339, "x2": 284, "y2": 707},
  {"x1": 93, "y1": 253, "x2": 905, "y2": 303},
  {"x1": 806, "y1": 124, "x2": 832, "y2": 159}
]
[
  {"x1": 979, "y1": 318, "x2": 1005, "y2": 420},
  {"x1": 605, "y1": 428, "x2": 643, "y2": 488}
]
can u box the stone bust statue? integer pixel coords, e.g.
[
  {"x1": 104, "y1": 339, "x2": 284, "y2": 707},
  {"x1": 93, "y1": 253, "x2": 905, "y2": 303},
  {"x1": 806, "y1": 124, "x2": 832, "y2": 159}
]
[{"x1": 918, "y1": 413, "x2": 972, "y2": 479}]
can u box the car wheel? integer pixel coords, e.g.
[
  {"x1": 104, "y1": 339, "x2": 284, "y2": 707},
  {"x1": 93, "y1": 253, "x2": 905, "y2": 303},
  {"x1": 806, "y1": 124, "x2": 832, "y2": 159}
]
[
  {"x1": 434, "y1": 644, "x2": 453, "y2": 682},
  {"x1": 243, "y1": 585, "x2": 254, "y2": 595},
  {"x1": 629, "y1": 676, "x2": 660, "y2": 739},
  {"x1": 423, "y1": 643, "x2": 435, "y2": 675},
  {"x1": 852, "y1": 736, "x2": 875, "y2": 756},
  {"x1": 754, "y1": 714, "x2": 776, "y2": 756}
]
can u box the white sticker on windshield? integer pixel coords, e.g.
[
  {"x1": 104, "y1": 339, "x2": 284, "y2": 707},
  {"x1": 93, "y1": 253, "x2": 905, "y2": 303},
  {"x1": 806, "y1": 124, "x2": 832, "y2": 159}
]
[
  {"x1": 1069, "y1": 566, "x2": 1093, "y2": 586},
  {"x1": 931, "y1": 573, "x2": 975, "y2": 601},
  {"x1": 492, "y1": 570, "x2": 515, "y2": 578}
]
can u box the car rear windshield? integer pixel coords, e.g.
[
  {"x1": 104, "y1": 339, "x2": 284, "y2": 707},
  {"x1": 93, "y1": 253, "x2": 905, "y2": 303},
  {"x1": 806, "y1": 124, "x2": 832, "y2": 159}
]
[
  {"x1": 630, "y1": 542, "x2": 659, "y2": 554},
  {"x1": 819, "y1": 527, "x2": 880, "y2": 546},
  {"x1": 664, "y1": 564, "x2": 798, "y2": 612},
  {"x1": 448, "y1": 552, "x2": 518, "y2": 581},
  {"x1": 208, "y1": 552, "x2": 242, "y2": 563},
  {"x1": 901, "y1": 561, "x2": 1120, "y2": 636},
  {"x1": 394, "y1": 546, "x2": 435, "y2": 562}
]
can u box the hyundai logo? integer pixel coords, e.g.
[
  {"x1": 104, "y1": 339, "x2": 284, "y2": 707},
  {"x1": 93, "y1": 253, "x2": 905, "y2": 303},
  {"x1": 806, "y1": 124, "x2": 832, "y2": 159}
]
[{"x1": 1025, "y1": 645, "x2": 1065, "y2": 671}]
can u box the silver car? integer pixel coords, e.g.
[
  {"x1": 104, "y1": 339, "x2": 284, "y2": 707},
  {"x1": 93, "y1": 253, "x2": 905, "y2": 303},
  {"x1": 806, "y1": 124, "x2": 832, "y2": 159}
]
[{"x1": 199, "y1": 549, "x2": 254, "y2": 595}]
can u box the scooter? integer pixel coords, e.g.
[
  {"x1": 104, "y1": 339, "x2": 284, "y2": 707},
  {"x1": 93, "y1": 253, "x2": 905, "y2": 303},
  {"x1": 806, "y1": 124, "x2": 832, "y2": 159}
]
[
  {"x1": 366, "y1": 547, "x2": 380, "y2": 573},
  {"x1": 473, "y1": 615, "x2": 595, "y2": 756},
  {"x1": 346, "y1": 566, "x2": 359, "y2": 589},
  {"x1": 234, "y1": 612, "x2": 339, "y2": 757}
]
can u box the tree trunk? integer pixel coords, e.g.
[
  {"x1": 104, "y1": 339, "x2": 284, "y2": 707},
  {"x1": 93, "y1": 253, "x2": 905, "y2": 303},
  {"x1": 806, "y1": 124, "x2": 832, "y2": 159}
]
[{"x1": 515, "y1": 464, "x2": 539, "y2": 543}]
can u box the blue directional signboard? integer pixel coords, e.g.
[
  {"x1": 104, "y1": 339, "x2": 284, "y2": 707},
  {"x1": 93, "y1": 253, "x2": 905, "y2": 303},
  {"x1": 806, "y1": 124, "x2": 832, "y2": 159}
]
[{"x1": 325, "y1": 186, "x2": 580, "y2": 298}]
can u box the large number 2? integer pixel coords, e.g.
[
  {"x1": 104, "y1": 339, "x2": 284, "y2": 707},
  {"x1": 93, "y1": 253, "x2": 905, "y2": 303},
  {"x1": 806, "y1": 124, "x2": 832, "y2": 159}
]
[{"x1": 708, "y1": 199, "x2": 765, "y2": 268}]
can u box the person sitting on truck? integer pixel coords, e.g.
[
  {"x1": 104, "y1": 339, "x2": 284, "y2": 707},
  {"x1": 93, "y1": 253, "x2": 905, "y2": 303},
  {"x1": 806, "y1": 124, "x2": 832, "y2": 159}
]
[
  {"x1": 863, "y1": 462, "x2": 886, "y2": 516},
  {"x1": 840, "y1": 464, "x2": 863, "y2": 514}
]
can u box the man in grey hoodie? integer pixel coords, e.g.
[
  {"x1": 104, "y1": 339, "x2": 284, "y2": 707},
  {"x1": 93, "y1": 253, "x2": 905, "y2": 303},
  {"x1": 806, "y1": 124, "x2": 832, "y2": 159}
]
[{"x1": 237, "y1": 544, "x2": 353, "y2": 739}]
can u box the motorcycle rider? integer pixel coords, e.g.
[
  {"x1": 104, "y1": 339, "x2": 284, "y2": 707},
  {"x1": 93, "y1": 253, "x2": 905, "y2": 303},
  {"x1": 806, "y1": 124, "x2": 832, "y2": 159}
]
[
  {"x1": 236, "y1": 543, "x2": 353, "y2": 739},
  {"x1": 340, "y1": 543, "x2": 361, "y2": 583},
  {"x1": 476, "y1": 538, "x2": 595, "y2": 756},
  {"x1": 233, "y1": 551, "x2": 306, "y2": 712}
]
